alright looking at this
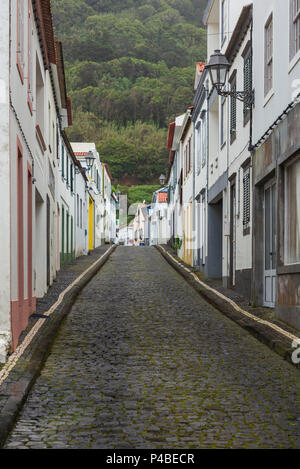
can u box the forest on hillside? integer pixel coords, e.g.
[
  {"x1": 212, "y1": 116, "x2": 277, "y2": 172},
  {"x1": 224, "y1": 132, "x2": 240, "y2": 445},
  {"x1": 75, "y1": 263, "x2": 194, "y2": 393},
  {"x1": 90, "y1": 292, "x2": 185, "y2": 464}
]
[{"x1": 52, "y1": 0, "x2": 207, "y2": 184}]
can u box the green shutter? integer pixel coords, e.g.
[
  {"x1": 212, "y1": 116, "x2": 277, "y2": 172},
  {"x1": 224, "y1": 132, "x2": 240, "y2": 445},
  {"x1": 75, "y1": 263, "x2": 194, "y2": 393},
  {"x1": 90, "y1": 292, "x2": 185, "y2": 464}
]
[
  {"x1": 243, "y1": 53, "x2": 252, "y2": 116},
  {"x1": 230, "y1": 79, "x2": 237, "y2": 138}
]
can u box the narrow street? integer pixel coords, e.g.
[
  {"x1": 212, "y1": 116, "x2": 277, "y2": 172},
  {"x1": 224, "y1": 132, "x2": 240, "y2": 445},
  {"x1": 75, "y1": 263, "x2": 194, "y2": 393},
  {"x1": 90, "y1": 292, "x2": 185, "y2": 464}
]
[{"x1": 4, "y1": 247, "x2": 300, "y2": 449}]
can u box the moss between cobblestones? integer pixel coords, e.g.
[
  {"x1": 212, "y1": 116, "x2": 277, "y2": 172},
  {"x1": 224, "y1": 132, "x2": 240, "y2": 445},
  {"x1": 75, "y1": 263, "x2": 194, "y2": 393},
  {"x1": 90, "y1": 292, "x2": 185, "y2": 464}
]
[
  {"x1": 0, "y1": 245, "x2": 117, "y2": 449},
  {"x1": 156, "y1": 245, "x2": 300, "y2": 370}
]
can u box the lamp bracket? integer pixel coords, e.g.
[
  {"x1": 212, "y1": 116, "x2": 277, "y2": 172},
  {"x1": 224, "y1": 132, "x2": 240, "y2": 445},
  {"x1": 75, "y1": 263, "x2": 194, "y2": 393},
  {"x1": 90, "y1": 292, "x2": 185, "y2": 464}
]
[{"x1": 216, "y1": 87, "x2": 254, "y2": 108}]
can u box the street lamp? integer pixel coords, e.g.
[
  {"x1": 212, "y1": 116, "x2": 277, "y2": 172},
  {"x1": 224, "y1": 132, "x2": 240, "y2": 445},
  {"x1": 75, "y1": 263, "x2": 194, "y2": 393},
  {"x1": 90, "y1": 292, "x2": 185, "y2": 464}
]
[
  {"x1": 159, "y1": 174, "x2": 166, "y2": 186},
  {"x1": 85, "y1": 151, "x2": 95, "y2": 172},
  {"x1": 206, "y1": 49, "x2": 254, "y2": 107}
]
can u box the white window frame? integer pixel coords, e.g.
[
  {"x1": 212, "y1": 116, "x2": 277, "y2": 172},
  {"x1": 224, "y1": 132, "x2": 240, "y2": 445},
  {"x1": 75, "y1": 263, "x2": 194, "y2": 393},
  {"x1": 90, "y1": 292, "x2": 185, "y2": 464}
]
[
  {"x1": 221, "y1": 0, "x2": 227, "y2": 46},
  {"x1": 197, "y1": 123, "x2": 201, "y2": 175},
  {"x1": 220, "y1": 96, "x2": 226, "y2": 147},
  {"x1": 293, "y1": 0, "x2": 300, "y2": 54},
  {"x1": 284, "y1": 156, "x2": 300, "y2": 265},
  {"x1": 264, "y1": 14, "x2": 273, "y2": 97}
]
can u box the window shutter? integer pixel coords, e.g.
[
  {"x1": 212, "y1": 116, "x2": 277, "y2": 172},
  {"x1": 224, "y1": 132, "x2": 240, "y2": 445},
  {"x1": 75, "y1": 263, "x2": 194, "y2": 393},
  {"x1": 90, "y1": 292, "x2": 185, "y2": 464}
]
[
  {"x1": 230, "y1": 79, "x2": 237, "y2": 137},
  {"x1": 244, "y1": 53, "x2": 252, "y2": 115},
  {"x1": 243, "y1": 168, "x2": 250, "y2": 226},
  {"x1": 179, "y1": 170, "x2": 183, "y2": 205},
  {"x1": 202, "y1": 117, "x2": 206, "y2": 167},
  {"x1": 197, "y1": 125, "x2": 201, "y2": 173}
]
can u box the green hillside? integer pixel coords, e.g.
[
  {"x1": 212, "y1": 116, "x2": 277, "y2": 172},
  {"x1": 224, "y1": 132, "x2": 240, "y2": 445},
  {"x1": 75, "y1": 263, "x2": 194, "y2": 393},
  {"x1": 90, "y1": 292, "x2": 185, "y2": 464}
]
[{"x1": 52, "y1": 0, "x2": 207, "y2": 184}]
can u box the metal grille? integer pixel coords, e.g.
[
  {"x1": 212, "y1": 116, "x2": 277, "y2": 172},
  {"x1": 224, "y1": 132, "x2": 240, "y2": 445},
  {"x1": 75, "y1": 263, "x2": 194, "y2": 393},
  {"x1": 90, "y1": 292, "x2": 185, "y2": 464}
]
[
  {"x1": 244, "y1": 52, "x2": 252, "y2": 115},
  {"x1": 230, "y1": 80, "x2": 237, "y2": 137},
  {"x1": 243, "y1": 168, "x2": 251, "y2": 227}
]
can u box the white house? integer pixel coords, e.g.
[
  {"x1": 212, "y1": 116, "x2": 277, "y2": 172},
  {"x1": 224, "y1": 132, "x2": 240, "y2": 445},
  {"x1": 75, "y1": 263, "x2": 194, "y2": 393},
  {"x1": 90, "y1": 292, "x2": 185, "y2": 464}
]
[
  {"x1": 203, "y1": 0, "x2": 254, "y2": 297},
  {"x1": 150, "y1": 188, "x2": 170, "y2": 246},
  {"x1": 71, "y1": 142, "x2": 104, "y2": 250},
  {"x1": 166, "y1": 115, "x2": 185, "y2": 254},
  {"x1": 0, "y1": 0, "x2": 73, "y2": 359},
  {"x1": 251, "y1": 0, "x2": 300, "y2": 328},
  {"x1": 192, "y1": 67, "x2": 209, "y2": 273},
  {"x1": 0, "y1": 0, "x2": 95, "y2": 362},
  {"x1": 133, "y1": 203, "x2": 150, "y2": 246}
]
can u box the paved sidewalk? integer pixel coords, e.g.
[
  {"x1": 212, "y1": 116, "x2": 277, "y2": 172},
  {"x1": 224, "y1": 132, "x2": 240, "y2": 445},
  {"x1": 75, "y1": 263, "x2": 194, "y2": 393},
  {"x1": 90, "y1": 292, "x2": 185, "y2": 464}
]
[
  {"x1": 0, "y1": 244, "x2": 115, "y2": 447},
  {"x1": 157, "y1": 244, "x2": 300, "y2": 368},
  {"x1": 4, "y1": 247, "x2": 300, "y2": 449}
]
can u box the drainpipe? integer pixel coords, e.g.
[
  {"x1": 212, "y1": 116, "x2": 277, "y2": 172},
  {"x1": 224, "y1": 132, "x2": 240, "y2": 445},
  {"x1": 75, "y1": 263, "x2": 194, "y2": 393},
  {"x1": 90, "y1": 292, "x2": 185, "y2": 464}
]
[
  {"x1": 205, "y1": 82, "x2": 209, "y2": 276},
  {"x1": 248, "y1": 18, "x2": 254, "y2": 153},
  {"x1": 248, "y1": 17, "x2": 255, "y2": 306}
]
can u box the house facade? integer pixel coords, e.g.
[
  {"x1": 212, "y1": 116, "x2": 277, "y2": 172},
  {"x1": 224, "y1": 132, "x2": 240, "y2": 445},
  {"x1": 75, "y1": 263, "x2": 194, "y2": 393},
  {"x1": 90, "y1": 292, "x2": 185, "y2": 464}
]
[
  {"x1": 251, "y1": 0, "x2": 300, "y2": 328},
  {"x1": 149, "y1": 188, "x2": 170, "y2": 246},
  {"x1": 0, "y1": 0, "x2": 65, "y2": 356},
  {"x1": 0, "y1": 1, "x2": 118, "y2": 363},
  {"x1": 133, "y1": 204, "x2": 151, "y2": 246},
  {"x1": 158, "y1": 0, "x2": 300, "y2": 329}
]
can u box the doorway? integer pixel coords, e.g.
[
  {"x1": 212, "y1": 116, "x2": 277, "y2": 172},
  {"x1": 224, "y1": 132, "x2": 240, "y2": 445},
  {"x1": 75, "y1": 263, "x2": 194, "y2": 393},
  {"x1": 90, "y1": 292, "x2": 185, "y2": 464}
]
[{"x1": 264, "y1": 181, "x2": 276, "y2": 307}]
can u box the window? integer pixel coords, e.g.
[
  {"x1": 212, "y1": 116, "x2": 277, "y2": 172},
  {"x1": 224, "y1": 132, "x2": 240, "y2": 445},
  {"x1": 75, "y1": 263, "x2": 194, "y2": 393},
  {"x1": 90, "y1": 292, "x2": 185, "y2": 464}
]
[
  {"x1": 196, "y1": 123, "x2": 201, "y2": 175},
  {"x1": 230, "y1": 73, "x2": 237, "y2": 143},
  {"x1": 61, "y1": 145, "x2": 65, "y2": 178},
  {"x1": 36, "y1": 55, "x2": 44, "y2": 135},
  {"x1": 243, "y1": 167, "x2": 251, "y2": 234},
  {"x1": 188, "y1": 138, "x2": 192, "y2": 175},
  {"x1": 56, "y1": 125, "x2": 59, "y2": 159},
  {"x1": 17, "y1": 0, "x2": 25, "y2": 81},
  {"x1": 70, "y1": 163, "x2": 74, "y2": 192},
  {"x1": 48, "y1": 160, "x2": 55, "y2": 200},
  {"x1": 52, "y1": 123, "x2": 55, "y2": 154},
  {"x1": 202, "y1": 114, "x2": 207, "y2": 167},
  {"x1": 184, "y1": 140, "x2": 192, "y2": 178},
  {"x1": 285, "y1": 157, "x2": 300, "y2": 264},
  {"x1": 77, "y1": 194, "x2": 79, "y2": 227},
  {"x1": 265, "y1": 15, "x2": 273, "y2": 96},
  {"x1": 220, "y1": 97, "x2": 226, "y2": 147},
  {"x1": 48, "y1": 102, "x2": 51, "y2": 151},
  {"x1": 27, "y1": 4, "x2": 33, "y2": 112},
  {"x1": 80, "y1": 199, "x2": 83, "y2": 229},
  {"x1": 201, "y1": 192, "x2": 206, "y2": 264},
  {"x1": 290, "y1": 0, "x2": 300, "y2": 59},
  {"x1": 66, "y1": 155, "x2": 69, "y2": 185},
  {"x1": 243, "y1": 48, "x2": 252, "y2": 123},
  {"x1": 221, "y1": 0, "x2": 227, "y2": 45}
]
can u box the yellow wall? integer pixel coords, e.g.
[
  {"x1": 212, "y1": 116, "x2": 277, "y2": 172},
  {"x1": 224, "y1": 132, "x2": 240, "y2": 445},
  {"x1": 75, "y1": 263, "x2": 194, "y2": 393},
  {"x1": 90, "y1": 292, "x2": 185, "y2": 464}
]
[{"x1": 89, "y1": 195, "x2": 94, "y2": 251}]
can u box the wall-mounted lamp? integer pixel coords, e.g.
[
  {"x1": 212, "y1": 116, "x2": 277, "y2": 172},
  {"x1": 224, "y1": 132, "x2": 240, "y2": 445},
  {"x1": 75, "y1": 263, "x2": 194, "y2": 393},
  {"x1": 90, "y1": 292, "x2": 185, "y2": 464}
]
[
  {"x1": 159, "y1": 174, "x2": 166, "y2": 186},
  {"x1": 206, "y1": 49, "x2": 254, "y2": 108}
]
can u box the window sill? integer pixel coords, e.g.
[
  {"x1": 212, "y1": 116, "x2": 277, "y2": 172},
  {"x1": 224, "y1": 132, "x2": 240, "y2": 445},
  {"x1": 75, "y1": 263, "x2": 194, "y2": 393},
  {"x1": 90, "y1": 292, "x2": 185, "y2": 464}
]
[
  {"x1": 27, "y1": 95, "x2": 33, "y2": 116},
  {"x1": 288, "y1": 49, "x2": 300, "y2": 74},
  {"x1": 263, "y1": 88, "x2": 274, "y2": 107},
  {"x1": 230, "y1": 133, "x2": 236, "y2": 145},
  {"x1": 16, "y1": 57, "x2": 24, "y2": 85},
  {"x1": 278, "y1": 264, "x2": 300, "y2": 275},
  {"x1": 36, "y1": 125, "x2": 46, "y2": 152}
]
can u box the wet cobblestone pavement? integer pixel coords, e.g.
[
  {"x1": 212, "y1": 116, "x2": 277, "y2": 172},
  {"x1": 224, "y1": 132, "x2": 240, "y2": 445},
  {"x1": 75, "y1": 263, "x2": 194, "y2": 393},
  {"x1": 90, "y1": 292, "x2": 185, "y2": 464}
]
[{"x1": 4, "y1": 247, "x2": 300, "y2": 449}]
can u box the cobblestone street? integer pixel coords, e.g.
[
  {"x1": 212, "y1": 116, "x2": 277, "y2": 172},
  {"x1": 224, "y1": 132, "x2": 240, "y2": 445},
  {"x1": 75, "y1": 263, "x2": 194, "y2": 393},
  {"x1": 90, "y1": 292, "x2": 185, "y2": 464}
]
[{"x1": 4, "y1": 247, "x2": 300, "y2": 449}]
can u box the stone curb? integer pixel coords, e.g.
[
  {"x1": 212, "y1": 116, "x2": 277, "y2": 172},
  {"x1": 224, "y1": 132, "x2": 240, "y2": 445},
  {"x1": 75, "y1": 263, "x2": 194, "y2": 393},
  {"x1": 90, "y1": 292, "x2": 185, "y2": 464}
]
[
  {"x1": 0, "y1": 245, "x2": 117, "y2": 448},
  {"x1": 155, "y1": 245, "x2": 299, "y2": 371}
]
